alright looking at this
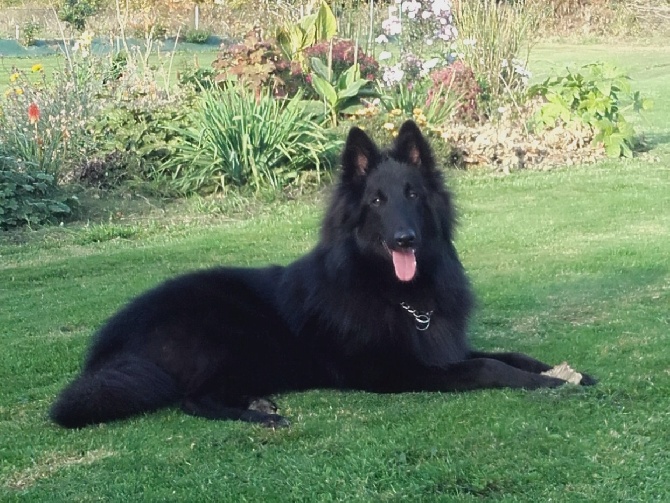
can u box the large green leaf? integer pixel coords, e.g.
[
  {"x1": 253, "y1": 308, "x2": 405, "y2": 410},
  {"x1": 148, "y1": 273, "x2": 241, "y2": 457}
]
[
  {"x1": 337, "y1": 79, "x2": 369, "y2": 99},
  {"x1": 314, "y1": 1, "x2": 337, "y2": 42},
  {"x1": 310, "y1": 57, "x2": 332, "y2": 82},
  {"x1": 310, "y1": 72, "x2": 337, "y2": 106}
]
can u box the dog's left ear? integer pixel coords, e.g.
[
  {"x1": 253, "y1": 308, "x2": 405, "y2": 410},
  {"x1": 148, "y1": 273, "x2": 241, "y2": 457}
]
[{"x1": 391, "y1": 120, "x2": 435, "y2": 169}]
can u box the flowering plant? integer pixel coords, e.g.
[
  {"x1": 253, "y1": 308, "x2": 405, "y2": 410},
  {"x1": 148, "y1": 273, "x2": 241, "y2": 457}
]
[
  {"x1": 379, "y1": 0, "x2": 457, "y2": 54},
  {"x1": 0, "y1": 47, "x2": 105, "y2": 182},
  {"x1": 374, "y1": 1, "x2": 459, "y2": 125}
]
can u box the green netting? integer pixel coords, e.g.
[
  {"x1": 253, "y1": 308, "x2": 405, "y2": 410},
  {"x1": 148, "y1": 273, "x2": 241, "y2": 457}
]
[{"x1": 0, "y1": 36, "x2": 225, "y2": 58}]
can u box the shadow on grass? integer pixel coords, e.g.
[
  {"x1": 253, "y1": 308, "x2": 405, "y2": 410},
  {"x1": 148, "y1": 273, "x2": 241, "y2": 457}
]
[{"x1": 643, "y1": 132, "x2": 670, "y2": 149}]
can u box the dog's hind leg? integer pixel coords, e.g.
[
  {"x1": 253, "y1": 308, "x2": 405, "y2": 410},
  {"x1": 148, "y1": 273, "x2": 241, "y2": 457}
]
[
  {"x1": 181, "y1": 394, "x2": 290, "y2": 428},
  {"x1": 50, "y1": 355, "x2": 180, "y2": 428}
]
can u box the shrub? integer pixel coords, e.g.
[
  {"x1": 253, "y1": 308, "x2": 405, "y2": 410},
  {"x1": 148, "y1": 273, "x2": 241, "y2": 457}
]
[
  {"x1": 57, "y1": 0, "x2": 103, "y2": 32},
  {"x1": 159, "y1": 82, "x2": 342, "y2": 194},
  {"x1": 177, "y1": 64, "x2": 217, "y2": 91},
  {"x1": 184, "y1": 28, "x2": 211, "y2": 44},
  {"x1": 20, "y1": 21, "x2": 41, "y2": 46},
  {"x1": 428, "y1": 61, "x2": 482, "y2": 124},
  {"x1": 211, "y1": 31, "x2": 299, "y2": 97},
  {"x1": 529, "y1": 63, "x2": 653, "y2": 157},
  {"x1": 0, "y1": 156, "x2": 72, "y2": 230},
  {"x1": 89, "y1": 101, "x2": 189, "y2": 184}
]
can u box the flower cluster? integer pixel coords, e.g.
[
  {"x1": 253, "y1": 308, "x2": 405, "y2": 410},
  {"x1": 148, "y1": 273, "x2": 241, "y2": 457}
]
[{"x1": 379, "y1": 0, "x2": 457, "y2": 50}]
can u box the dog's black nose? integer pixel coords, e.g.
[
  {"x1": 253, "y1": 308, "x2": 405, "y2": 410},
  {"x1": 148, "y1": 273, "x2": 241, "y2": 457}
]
[{"x1": 394, "y1": 230, "x2": 416, "y2": 248}]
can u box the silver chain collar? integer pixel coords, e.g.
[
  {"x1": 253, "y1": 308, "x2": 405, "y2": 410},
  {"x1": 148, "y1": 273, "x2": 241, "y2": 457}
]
[{"x1": 400, "y1": 302, "x2": 434, "y2": 331}]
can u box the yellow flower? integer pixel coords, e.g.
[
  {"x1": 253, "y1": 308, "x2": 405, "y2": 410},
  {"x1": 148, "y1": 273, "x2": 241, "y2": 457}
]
[
  {"x1": 14, "y1": 87, "x2": 24, "y2": 96},
  {"x1": 383, "y1": 122, "x2": 396, "y2": 131},
  {"x1": 412, "y1": 108, "x2": 423, "y2": 116},
  {"x1": 390, "y1": 108, "x2": 402, "y2": 117},
  {"x1": 31, "y1": 63, "x2": 44, "y2": 73},
  {"x1": 10, "y1": 72, "x2": 20, "y2": 83},
  {"x1": 3, "y1": 89, "x2": 11, "y2": 98}
]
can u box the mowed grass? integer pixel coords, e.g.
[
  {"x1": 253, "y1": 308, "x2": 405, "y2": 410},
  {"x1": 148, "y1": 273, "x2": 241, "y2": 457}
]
[{"x1": 1, "y1": 42, "x2": 669, "y2": 501}]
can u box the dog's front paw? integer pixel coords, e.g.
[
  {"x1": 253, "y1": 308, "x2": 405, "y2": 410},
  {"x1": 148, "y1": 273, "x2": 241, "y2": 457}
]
[
  {"x1": 578, "y1": 372, "x2": 597, "y2": 386},
  {"x1": 260, "y1": 414, "x2": 291, "y2": 429}
]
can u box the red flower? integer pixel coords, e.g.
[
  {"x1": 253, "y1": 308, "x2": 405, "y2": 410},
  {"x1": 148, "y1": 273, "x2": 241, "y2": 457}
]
[{"x1": 28, "y1": 102, "x2": 40, "y2": 124}]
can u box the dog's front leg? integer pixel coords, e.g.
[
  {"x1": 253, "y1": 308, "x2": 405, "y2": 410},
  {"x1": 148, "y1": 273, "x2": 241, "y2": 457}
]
[{"x1": 412, "y1": 358, "x2": 567, "y2": 392}]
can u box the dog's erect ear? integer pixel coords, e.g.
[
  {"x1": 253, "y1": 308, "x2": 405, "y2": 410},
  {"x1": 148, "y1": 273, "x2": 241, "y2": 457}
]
[
  {"x1": 391, "y1": 120, "x2": 435, "y2": 169},
  {"x1": 342, "y1": 126, "x2": 381, "y2": 180}
]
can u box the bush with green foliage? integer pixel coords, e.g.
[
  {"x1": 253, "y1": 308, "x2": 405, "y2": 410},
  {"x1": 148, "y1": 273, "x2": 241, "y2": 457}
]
[
  {"x1": 20, "y1": 21, "x2": 41, "y2": 46},
  {"x1": 57, "y1": 0, "x2": 103, "y2": 31},
  {"x1": 159, "y1": 82, "x2": 341, "y2": 194},
  {"x1": 211, "y1": 32, "x2": 300, "y2": 97},
  {"x1": 0, "y1": 156, "x2": 72, "y2": 229},
  {"x1": 184, "y1": 28, "x2": 211, "y2": 44},
  {"x1": 529, "y1": 63, "x2": 653, "y2": 157},
  {"x1": 89, "y1": 101, "x2": 190, "y2": 184}
]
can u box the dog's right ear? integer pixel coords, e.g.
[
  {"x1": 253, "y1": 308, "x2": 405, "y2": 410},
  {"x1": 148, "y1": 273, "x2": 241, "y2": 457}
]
[{"x1": 342, "y1": 127, "x2": 380, "y2": 182}]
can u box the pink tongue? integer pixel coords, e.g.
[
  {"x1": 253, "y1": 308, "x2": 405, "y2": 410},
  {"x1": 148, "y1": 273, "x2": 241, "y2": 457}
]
[{"x1": 392, "y1": 250, "x2": 417, "y2": 282}]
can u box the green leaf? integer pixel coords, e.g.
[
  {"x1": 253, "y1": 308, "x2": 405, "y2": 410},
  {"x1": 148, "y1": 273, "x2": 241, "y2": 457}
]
[
  {"x1": 310, "y1": 73, "x2": 337, "y2": 106},
  {"x1": 310, "y1": 57, "x2": 331, "y2": 82},
  {"x1": 314, "y1": 1, "x2": 337, "y2": 42}
]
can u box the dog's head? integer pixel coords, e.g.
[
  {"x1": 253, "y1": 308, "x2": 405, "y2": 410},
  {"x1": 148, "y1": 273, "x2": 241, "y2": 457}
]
[{"x1": 321, "y1": 121, "x2": 456, "y2": 283}]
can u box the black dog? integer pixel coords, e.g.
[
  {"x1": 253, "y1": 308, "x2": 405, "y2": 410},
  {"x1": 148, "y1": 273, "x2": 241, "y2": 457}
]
[{"x1": 50, "y1": 121, "x2": 594, "y2": 428}]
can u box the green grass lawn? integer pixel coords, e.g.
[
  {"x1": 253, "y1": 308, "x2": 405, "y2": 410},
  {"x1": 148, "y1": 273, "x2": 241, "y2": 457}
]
[{"x1": 1, "y1": 42, "x2": 669, "y2": 501}]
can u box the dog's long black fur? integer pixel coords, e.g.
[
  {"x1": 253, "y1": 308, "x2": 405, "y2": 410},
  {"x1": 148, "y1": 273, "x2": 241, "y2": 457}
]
[{"x1": 50, "y1": 121, "x2": 594, "y2": 428}]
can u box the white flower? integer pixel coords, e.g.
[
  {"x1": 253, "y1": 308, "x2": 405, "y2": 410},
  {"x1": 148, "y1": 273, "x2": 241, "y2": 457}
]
[
  {"x1": 463, "y1": 38, "x2": 476, "y2": 47},
  {"x1": 379, "y1": 51, "x2": 392, "y2": 61},
  {"x1": 382, "y1": 16, "x2": 402, "y2": 36},
  {"x1": 432, "y1": 0, "x2": 452, "y2": 16},
  {"x1": 382, "y1": 64, "x2": 405, "y2": 87},
  {"x1": 421, "y1": 10, "x2": 432, "y2": 20},
  {"x1": 402, "y1": 0, "x2": 421, "y2": 15},
  {"x1": 422, "y1": 57, "x2": 440, "y2": 73},
  {"x1": 375, "y1": 34, "x2": 389, "y2": 44}
]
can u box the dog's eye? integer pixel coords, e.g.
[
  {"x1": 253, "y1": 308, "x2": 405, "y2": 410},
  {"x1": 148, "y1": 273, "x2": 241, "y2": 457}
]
[
  {"x1": 370, "y1": 197, "x2": 382, "y2": 207},
  {"x1": 407, "y1": 190, "x2": 418, "y2": 200}
]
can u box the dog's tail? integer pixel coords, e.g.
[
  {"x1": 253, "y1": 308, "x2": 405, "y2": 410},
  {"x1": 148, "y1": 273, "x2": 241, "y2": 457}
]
[{"x1": 50, "y1": 356, "x2": 179, "y2": 428}]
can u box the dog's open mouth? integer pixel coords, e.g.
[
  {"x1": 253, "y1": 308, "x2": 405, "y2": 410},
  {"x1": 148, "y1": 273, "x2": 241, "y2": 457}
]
[{"x1": 391, "y1": 249, "x2": 416, "y2": 282}]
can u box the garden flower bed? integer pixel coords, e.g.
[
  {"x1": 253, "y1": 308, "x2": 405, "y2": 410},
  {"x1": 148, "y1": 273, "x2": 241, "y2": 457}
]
[{"x1": 0, "y1": 0, "x2": 652, "y2": 229}]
